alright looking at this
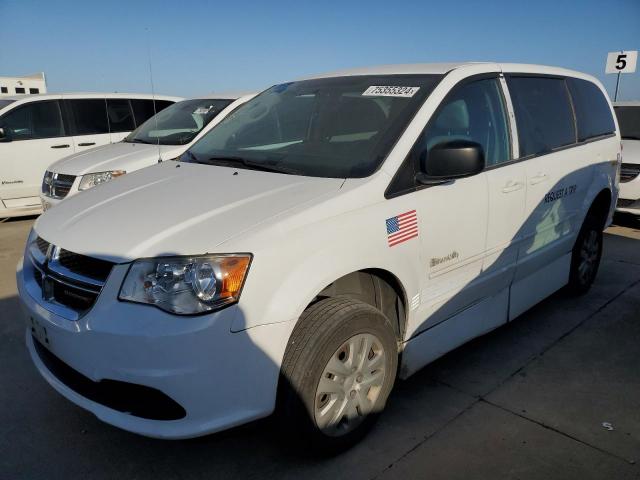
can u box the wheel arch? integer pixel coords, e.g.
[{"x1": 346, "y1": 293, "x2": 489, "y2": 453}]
[
  {"x1": 309, "y1": 269, "x2": 409, "y2": 342},
  {"x1": 586, "y1": 187, "x2": 612, "y2": 228}
]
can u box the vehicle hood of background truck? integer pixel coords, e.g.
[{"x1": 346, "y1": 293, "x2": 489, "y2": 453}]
[
  {"x1": 34, "y1": 161, "x2": 345, "y2": 261},
  {"x1": 48, "y1": 142, "x2": 184, "y2": 176},
  {"x1": 622, "y1": 139, "x2": 640, "y2": 164}
]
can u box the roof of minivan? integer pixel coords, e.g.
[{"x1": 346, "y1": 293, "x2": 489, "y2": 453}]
[
  {"x1": 192, "y1": 92, "x2": 256, "y2": 100},
  {"x1": 301, "y1": 62, "x2": 599, "y2": 82},
  {"x1": 1, "y1": 92, "x2": 182, "y2": 102},
  {"x1": 614, "y1": 101, "x2": 640, "y2": 107}
]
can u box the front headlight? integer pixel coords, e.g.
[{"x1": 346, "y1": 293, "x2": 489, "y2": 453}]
[
  {"x1": 78, "y1": 170, "x2": 126, "y2": 191},
  {"x1": 119, "y1": 254, "x2": 252, "y2": 315}
]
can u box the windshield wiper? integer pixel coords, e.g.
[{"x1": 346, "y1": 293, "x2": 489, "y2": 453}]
[
  {"x1": 127, "y1": 138, "x2": 153, "y2": 144},
  {"x1": 203, "y1": 156, "x2": 302, "y2": 175}
]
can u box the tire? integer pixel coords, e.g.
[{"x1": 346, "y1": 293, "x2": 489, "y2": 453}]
[
  {"x1": 278, "y1": 297, "x2": 398, "y2": 454},
  {"x1": 567, "y1": 211, "x2": 604, "y2": 295}
]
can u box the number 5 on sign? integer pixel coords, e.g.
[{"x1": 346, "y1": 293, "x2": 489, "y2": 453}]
[{"x1": 606, "y1": 51, "x2": 637, "y2": 74}]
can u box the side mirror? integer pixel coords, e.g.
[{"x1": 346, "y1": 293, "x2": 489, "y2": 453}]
[
  {"x1": 417, "y1": 140, "x2": 485, "y2": 184},
  {"x1": 0, "y1": 127, "x2": 10, "y2": 142}
]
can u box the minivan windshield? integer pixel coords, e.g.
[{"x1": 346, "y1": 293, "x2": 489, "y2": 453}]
[
  {"x1": 184, "y1": 75, "x2": 442, "y2": 178},
  {"x1": 614, "y1": 106, "x2": 640, "y2": 140},
  {"x1": 124, "y1": 98, "x2": 233, "y2": 146}
]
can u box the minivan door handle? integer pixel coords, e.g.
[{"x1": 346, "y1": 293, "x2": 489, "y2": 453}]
[
  {"x1": 529, "y1": 173, "x2": 548, "y2": 185},
  {"x1": 50, "y1": 144, "x2": 70, "y2": 149},
  {"x1": 501, "y1": 180, "x2": 524, "y2": 193},
  {"x1": 77, "y1": 142, "x2": 96, "y2": 147}
]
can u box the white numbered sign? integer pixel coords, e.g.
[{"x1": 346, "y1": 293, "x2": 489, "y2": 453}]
[{"x1": 606, "y1": 51, "x2": 637, "y2": 74}]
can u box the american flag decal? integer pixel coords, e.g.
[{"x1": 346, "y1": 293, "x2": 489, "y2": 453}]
[{"x1": 386, "y1": 210, "x2": 418, "y2": 247}]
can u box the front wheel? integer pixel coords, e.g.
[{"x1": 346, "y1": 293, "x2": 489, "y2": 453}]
[
  {"x1": 567, "y1": 213, "x2": 603, "y2": 295},
  {"x1": 278, "y1": 297, "x2": 398, "y2": 454}
]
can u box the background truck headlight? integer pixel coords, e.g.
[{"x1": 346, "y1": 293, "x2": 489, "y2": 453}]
[
  {"x1": 119, "y1": 255, "x2": 252, "y2": 314},
  {"x1": 78, "y1": 170, "x2": 126, "y2": 191}
]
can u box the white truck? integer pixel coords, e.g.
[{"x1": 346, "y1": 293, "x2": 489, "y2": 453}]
[
  {"x1": 40, "y1": 94, "x2": 254, "y2": 209},
  {"x1": 614, "y1": 102, "x2": 640, "y2": 214},
  {"x1": 18, "y1": 63, "x2": 619, "y2": 452}
]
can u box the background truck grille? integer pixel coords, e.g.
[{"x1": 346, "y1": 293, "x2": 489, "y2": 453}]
[
  {"x1": 617, "y1": 198, "x2": 637, "y2": 208},
  {"x1": 28, "y1": 236, "x2": 115, "y2": 316},
  {"x1": 620, "y1": 164, "x2": 640, "y2": 183},
  {"x1": 42, "y1": 171, "x2": 76, "y2": 199}
]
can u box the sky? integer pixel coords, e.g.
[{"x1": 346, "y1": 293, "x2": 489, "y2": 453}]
[{"x1": 1, "y1": 0, "x2": 639, "y2": 101}]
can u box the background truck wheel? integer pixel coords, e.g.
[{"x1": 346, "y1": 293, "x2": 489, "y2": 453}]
[
  {"x1": 567, "y1": 212, "x2": 604, "y2": 295},
  {"x1": 278, "y1": 297, "x2": 398, "y2": 454}
]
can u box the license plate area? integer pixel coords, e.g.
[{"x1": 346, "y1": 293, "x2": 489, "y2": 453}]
[{"x1": 30, "y1": 316, "x2": 51, "y2": 348}]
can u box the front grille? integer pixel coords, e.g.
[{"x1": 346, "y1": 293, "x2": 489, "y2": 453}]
[
  {"x1": 36, "y1": 237, "x2": 50, "y2": 256},
  {"x1": 42, "y1": 171, "x2": 76, "y2": 199},
  {"x1": 58, "y1": 249, "x2": 113, "y2": 282},
  {"x1": 28, "y1": 236, "x2": 115, "y2": 316},
  {"x1": 620, "y1": 163, "x2": 640, "y2": 183},
  {"x1": 51, "y1": 280, "x2": 99, "y2": 312},
  {"x1": 33, "y1": 338, "x2": 186, "y2": 420}
]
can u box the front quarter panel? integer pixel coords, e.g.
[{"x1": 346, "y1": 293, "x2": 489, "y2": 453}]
[{"x1": 227, "y1": 178, "x2": 422, "y2": 335}]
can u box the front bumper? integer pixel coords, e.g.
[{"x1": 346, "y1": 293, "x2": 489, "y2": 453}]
[
  {"x1": 17, "y1": 256, "x2": 291, "y2": 439},
  {"x1": 617, "y1": 171, "x2": 640, "y2": 214}
]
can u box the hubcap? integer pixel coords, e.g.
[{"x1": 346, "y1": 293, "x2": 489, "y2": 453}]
[
  {"x1": 314, "y1": 333, "x2": 386, "y2": 437},
  {"x1": 578, "y1": 230, "x2": 599, "y2": 284}
]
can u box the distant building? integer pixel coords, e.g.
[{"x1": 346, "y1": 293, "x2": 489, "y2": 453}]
[{"x1": 0, "y1": 73, "x2": 47, "y2": 96}]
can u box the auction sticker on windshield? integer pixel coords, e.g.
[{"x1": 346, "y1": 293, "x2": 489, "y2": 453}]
[{"x1": 363, "y1": 86, "x2": 420, "y2": 97}]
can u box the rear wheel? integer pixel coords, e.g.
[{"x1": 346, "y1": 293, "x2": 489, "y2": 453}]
[
  {"x1": 278, "y1": 297, "x2": 398, "y2": 454},
  {"x1": 567, "y1": 212, "x2": 604, "y2": 295}
]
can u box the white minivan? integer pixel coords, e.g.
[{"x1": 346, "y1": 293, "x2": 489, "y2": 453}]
[
  {"x1": 40, "y1": 94, "x2": 254, "y2": 209},
  {"x1": 613, "y1": 102, "x2": 640, "y2": 214},
  {"x1": 17, "y1": 63, "x2": 619, "y2": 452},
  {"x1": 0, "y1": 93, "x2": 180, "y2": 218}
]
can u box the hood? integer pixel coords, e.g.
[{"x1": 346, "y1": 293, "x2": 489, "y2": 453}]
[
  {"x1": 622, "y1": 139, "x2": 640, "y2": 164},
  {"x1": 34, "y1": 161, "x2": 344, "y2": 261},
  {"x1": 50, "y1": 142, "x2": 184, "y2": 176}
]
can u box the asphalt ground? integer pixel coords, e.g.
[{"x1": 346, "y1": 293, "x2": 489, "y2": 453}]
[{"x1": 1, "y1": 214, "x2": 639, "y2": 479}]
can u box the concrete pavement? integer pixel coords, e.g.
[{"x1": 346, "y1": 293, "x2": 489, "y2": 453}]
[{"x1": 0, "y1": 215, "x2": 639, "y2": 479}]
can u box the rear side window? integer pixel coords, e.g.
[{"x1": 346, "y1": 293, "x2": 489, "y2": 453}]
[
  {"x1": 567, "y1": 78, "x2": 615, "y2": 141},
  {"x1": 131, "y1": 99, "x2": 174, "y2": 126},
  {"x1": 154, "y1": 100, "x2": 173, "y2": 112},
  {"x1": 106, "y1": 99, "x2": 135, "y2": 132},
  {"x1": 0, "y1": 100, "x2": 65, "y2": 140},
  {"x1": 615, "y1": 106, "x2": 640, "y2": 140},
  {"x1": 67, "y1": 99, "x2": 109, "y2": 135},
  {"x1": 507, "y1": 77, "x2": 576, "y2": 157}
]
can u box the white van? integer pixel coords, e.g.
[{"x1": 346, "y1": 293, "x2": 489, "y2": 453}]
[
  {"x1": 613, "y1": 102, "x2": 640, "y2": 214},
  {"x1": 0, "y1": 93, "x2": 181, "y2": 218},
  {"x1": 17, "y1": 63, "x2": 619, "y2": 452},
  {"x1": 40, "y1": 94, "x2": 255, "y2": 209}
]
